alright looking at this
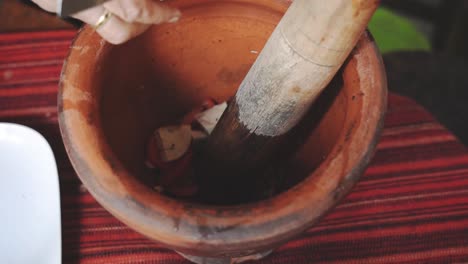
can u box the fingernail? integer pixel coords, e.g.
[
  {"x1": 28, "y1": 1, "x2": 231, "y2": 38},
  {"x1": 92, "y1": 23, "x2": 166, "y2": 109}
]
[{"x1": 168, "y1": 10, "x2": 181, "y2": 23}]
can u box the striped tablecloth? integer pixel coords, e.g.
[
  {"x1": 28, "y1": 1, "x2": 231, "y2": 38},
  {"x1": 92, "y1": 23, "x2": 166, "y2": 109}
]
[{"x1": 1, "y1": 30, "x2": 468, "y2": 264}]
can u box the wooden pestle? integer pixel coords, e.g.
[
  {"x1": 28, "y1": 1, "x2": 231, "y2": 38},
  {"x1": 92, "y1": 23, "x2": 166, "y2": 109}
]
[{"x1": 201, "y1": 0, "x2": 379, "y2": 202}]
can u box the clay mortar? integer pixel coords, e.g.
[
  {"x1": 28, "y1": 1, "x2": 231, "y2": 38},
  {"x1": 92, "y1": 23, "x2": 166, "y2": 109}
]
[{"x1": 58, "y1": 0, "x2": 387, "y2": 263}]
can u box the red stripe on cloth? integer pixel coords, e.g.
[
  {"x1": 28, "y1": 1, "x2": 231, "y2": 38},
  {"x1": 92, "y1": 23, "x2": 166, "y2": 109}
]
[
  {"x1": 0, "y1": 47, "x2": 68, "y2": 65},
  {"x1": 0, "y1": 30, "x2": 76, "y2": 46},
  {"x1": 1, "y1": 30, "x2": 468, "y2": 264},
  {"x1": 0, "y1": 65, "x2": 62, "y2": 86}
]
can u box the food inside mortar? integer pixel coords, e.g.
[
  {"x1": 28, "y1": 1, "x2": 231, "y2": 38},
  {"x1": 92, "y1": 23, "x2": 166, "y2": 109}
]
[
  {"x1": 145, "y1": 99, "x2": 225, "y2": 198},
  {"x1": 145, "y1": 98, "x2": 289, "y2": 203}
]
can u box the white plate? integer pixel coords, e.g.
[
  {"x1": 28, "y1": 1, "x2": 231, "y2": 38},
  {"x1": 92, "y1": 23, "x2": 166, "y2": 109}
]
[{"x1": 0, "y1": 123, "x2": 61, "y2": 264}]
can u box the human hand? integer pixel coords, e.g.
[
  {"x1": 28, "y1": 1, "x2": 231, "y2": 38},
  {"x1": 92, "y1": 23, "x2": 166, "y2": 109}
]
[{"x1": 31, "y1": 0, "x2": 181, "y2": 44}]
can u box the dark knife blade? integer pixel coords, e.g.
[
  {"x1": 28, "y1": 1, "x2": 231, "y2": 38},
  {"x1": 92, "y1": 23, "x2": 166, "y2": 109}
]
[{"x1": 58, "y1": 0, "x2": 109, "y2": 17}]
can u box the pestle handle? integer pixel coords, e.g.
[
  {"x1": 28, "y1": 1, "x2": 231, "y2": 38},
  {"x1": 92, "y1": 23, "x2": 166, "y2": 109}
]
[
  {"x1": 202, "y1": 0, "x2": 379, "y2": 201},
  {"x1": 234, "y1": 0, "x2": 380, "y2": 137}
]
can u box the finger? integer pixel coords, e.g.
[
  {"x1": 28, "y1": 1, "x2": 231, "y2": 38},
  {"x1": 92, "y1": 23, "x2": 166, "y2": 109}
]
[
  {"x1": 103, "y1": 0, "x2": 181, "y2": 24},
  {"x1": 73, "y1": 6, "x2": 150, "y2": 45}
]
